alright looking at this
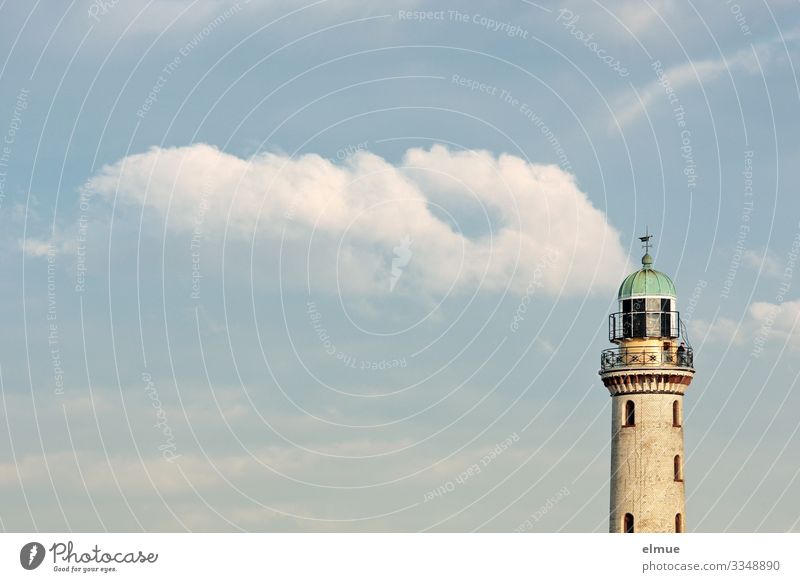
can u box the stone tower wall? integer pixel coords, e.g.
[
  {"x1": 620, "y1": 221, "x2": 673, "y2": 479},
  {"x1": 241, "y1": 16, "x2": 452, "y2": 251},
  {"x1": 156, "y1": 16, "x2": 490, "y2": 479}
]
[{"x1": 609, "y1": 392, "x2": 685, "y2": 533}]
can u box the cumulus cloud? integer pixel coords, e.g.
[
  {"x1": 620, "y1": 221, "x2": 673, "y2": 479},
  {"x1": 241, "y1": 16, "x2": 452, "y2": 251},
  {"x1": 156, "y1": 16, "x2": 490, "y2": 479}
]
[
  {"x1": 743, "y1": 248, "x2": 785, "y2": 279},
  {"x1": 693, "y1": 299, "x2": 800, "y2": 352},
  {"x1": 750, "y1": 299, "x2": 800, "y2": 349},
  {"x1": 82, "y1": 143, "x2": 631, "y2": 297}
]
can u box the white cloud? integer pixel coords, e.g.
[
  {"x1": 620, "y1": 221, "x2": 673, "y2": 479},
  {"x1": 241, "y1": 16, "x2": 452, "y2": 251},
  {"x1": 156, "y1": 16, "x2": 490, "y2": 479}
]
[
  {"x1": 79, "y1": 0, "x2": 405, "y2": 41},
  {"x1": 750, "y1": 299, "x2": 800, "y2": 348},
  {"x1": 615, "y1": 0, "x2": 677, "y2": 36},
  {"x1": 532, "y1": 337, "x2": 555, "y2": 355},
  {"x1": 19, "y1": 234, "x2": 75, "y2": 258},
  {"x1": 19, "y1": 238, "x2": 53, "y2": 258},
  {"x1": 691, "y1": 316, "x2": 745, "y2": 346},
  {"x1": 82, "y1": 143, "x2": 631, "y2": 298},
  {"x1": 743, "y1": 248, "x2": 785, "y2": 279},
  {"x1": 694, "y1": 299, "x2": 800, "y2": 352},
  {"x1": 82, "y1": 0, "x2": 245, "y2": 38},
  {"x1": 560, "y1": 0, "x2": 679, "y2": 38},
  {"x1": 616, "y1": 45, "x2": 768, "y2": 126}
]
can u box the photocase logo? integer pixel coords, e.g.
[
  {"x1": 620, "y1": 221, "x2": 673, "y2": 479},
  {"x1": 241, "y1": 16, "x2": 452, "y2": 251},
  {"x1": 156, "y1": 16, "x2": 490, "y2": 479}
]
[
  {"x1": 20, "y1": 542, "x2": 46, "y2": 570},
  {"x1": 390, "y1": 236, "x2": 413, "y2": 292}
]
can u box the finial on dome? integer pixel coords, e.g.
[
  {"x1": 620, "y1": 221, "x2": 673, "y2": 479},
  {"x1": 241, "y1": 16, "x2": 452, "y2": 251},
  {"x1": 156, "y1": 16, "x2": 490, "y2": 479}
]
[{"x1": 639, "y1": 227, "x2": 654, "y2": 268}]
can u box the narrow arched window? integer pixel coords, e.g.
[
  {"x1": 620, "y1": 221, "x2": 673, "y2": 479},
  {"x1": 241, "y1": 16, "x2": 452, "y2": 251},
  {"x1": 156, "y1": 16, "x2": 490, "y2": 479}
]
[
  {"x1": 624, "y1": 513, "x2": 634, "y2": 533},
  {"x1": 673, "y1": 400, "x2": 681, "y2": 427},
  {"x1": 674, "y1": 455, "x2": 682, "y2": 481},
  {"x1": 675, "y1": 513, "x2": 684, "y2": 533},
  {"x1": 624, "y1": 400, "x2": 635, "y2": 427}
]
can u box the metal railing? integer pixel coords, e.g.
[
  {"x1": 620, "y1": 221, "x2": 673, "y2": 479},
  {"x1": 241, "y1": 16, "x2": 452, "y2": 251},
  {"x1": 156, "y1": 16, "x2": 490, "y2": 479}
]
[
  {"x1": 608, "y1": 310, "x2": 681, "y2": 342},
  {"x1": 600, "y1": 346, "x2": 694, "y2": 372}
]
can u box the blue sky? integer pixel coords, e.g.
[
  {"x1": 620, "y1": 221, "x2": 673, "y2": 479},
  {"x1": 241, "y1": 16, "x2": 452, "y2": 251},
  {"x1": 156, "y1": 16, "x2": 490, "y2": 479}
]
[{"x1": 0, "y1": 0, "x2": 799, "y2": 532}]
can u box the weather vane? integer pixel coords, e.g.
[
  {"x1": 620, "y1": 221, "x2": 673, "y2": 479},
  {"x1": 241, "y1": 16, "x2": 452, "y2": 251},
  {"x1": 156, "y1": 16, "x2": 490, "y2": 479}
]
[{"x1": 639, "y1": 226, "x2": 653, "y2": 254}]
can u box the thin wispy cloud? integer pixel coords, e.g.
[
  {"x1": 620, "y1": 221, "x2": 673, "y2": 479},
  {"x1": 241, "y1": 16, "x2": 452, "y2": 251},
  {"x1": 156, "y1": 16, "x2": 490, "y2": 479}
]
[{"x1": 615, "y1": 43, "x2": 769, "y2": 127}]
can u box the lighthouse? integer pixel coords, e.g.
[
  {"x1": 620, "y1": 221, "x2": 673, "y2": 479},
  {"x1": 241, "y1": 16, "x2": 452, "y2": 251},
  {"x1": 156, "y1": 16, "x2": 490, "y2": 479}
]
[{"x1": 600, "y1": 232, "x2": 695, "y2": 533}]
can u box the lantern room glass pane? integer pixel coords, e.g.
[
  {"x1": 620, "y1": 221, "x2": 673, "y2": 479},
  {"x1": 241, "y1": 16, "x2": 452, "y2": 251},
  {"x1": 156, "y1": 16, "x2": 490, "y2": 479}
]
[
  {"x1": 632, "y1": 313, "x2": 646, "y2": 337},
  {"x1": 661, "y1": 312, "x2": 672, "y2": 337},
  {"x1": 646, "y1": 313, "x2": 661, "y2": 336}
]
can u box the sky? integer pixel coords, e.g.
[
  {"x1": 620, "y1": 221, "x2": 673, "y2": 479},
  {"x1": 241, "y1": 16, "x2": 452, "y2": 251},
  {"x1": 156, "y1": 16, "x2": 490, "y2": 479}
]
[{"x1": 0, "y1": 0, "x2": 799, "y2": 532}]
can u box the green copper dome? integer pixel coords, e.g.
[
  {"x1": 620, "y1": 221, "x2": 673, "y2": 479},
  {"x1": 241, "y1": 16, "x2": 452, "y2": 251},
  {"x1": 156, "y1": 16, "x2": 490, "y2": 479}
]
[{"x1": 617, "y1": 253, "x2": 677, "y2": 299}]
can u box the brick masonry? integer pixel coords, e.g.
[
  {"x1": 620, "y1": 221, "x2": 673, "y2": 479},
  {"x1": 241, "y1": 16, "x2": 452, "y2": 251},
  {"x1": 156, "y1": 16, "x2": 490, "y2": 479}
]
[{"x1": 601, "y1": 372, "x2": 694, "y2": 533}]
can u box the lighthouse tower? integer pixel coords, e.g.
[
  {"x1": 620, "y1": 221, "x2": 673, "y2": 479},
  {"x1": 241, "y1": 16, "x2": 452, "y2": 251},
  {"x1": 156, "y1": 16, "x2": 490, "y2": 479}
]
[{"x1": 600, "y1": 233, "x2": 695, "y2": 533}]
